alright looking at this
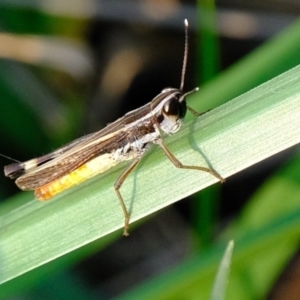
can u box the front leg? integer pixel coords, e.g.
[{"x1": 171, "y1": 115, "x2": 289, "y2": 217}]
[{"x1": 156, "y1": 138, "x2": 225, "y2": 183}]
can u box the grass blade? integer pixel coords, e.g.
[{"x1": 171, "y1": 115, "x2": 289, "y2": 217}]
[
  {"x1": 211, "y1": 240, "x2": 234, "y2": 300},
  {"x1": 1, "y1": 63, "x2": 300, "y2": 284}
]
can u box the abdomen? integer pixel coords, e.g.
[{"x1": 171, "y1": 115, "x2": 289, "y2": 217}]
[{"x1": 35, "y1": 153, "x2": 120, "y2": 200}]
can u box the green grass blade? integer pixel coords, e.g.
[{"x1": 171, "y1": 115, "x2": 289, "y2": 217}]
[
  {"x1": 1, "y1": 63, "x2": 300, "y2": 284},
  {"x1": 211, "y1": 240, "x2": 234, "y2": 300},
  {"x1": 116, "y1": 156, "x2": 300, "y2": 300},
  {"x1": 224, "y1": 168, "x2": 300, "y2": 299},
  {"x1": 198, "y1": 0, "x2": 220, "y2": 82},
  {"x1": 117, "y1": 203, "x2": 300, "y2": 300}
]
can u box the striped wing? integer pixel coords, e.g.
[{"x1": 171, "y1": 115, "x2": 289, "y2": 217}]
[
  {"x1": 5, "y1": 116, "x2": 129, "y2": 190},
  {"x1": 15, "y1": 129, "x2": 128, "y2": 190},
  {"x1": 4, "y1": 132, "x2": 96, "y2": 179}
]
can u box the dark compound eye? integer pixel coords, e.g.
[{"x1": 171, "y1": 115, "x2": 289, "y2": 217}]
[{"x1": 162, "y1": 97, "x2": 187, "y2": 119}]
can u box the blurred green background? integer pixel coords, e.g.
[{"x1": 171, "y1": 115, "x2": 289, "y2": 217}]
[{"x1": 0, "y1": 0, "x2": 300, "y2": 299}]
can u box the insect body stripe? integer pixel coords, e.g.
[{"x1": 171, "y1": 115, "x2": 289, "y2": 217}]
[{"x1": 35, "y1": 153, "x2": 120, "y2": 200}]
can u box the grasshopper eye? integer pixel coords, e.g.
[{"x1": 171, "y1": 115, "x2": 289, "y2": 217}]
[{"x1": 162, "y1": 97, "x2": 187, "y2": 119}]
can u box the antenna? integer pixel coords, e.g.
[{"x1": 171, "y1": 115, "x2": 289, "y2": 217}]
[
  {"x1": 180, "y1": 19, "x2": 189, "y2": 92},
  {"x1": 0, "y1": 153, "x2": 20, "y2": 163}
]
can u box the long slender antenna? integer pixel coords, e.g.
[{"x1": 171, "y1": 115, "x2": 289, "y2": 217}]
[
  {"x1": 0, "y1": 153, "x2": 20, "y2": 163},
  {"x1": 179, "y1": 19, "x2": 189, "y2": 91}
]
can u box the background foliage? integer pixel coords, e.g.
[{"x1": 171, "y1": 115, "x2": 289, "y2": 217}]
[{"x1": 0, "y1": 1, "x2": 300, "y2": 299}]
